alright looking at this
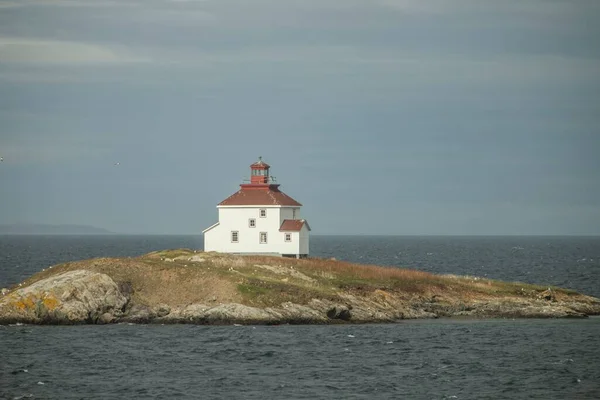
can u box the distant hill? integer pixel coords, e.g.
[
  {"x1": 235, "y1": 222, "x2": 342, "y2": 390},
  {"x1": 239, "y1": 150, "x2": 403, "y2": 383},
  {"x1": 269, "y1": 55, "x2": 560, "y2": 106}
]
[{"x1": 0, "y1": 224, "x2": 113, "y2": 235}]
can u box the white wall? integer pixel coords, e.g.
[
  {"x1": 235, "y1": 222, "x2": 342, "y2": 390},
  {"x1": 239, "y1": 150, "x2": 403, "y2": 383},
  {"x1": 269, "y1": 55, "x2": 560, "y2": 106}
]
[
  {"x1": 204, "y1": 206, "x2": 306, "y2": 255},
  {"x1": 279, "y1": 207, "x2": 300, "y2": 225},
  {"x1": 299, "y1": 224, "x2": 309, "y2": 255}
]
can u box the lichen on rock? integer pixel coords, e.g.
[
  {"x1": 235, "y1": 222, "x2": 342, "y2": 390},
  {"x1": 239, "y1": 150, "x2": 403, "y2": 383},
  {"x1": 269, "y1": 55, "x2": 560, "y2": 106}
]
[{"x1": 0, "y1": 270, "x2": 128, "y2": 324}]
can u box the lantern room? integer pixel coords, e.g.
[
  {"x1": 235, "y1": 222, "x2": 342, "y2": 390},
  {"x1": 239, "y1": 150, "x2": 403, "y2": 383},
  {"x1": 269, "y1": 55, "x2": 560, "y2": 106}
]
[{"x1": 250, "y1": 156, "x2": 270, "y2": 185}]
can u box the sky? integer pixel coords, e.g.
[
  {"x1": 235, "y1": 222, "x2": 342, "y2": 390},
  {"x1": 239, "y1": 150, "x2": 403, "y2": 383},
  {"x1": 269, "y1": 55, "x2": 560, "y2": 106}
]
[{"x1": 0, "y1": 0, "x2": 599, "y2": 235}]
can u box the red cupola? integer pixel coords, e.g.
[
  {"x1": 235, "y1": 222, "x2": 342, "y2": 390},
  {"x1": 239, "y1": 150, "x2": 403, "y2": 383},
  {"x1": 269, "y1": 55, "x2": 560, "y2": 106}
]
[
  {"x1": 249, "y1": 156, "x2": 271, "y2": 185},
  {"x1": 238, "y1": 156, "x2": 281, "y2": 191},
  {"x1": 218, "y1": 157, "x2": 302, "y2": 206}
]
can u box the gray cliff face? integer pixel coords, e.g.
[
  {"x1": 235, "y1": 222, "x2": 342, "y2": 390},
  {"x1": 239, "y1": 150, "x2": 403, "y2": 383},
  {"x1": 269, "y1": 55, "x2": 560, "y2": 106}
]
[
  {"x1": 122, "y1": 301, "x2": 351, "y2": 325},
  {"x1": 0, "y1": 270, "x2": 128, "y2": 324},
  {"x1": 2, "y1": 269, "x2": 600, "y2": 325}
]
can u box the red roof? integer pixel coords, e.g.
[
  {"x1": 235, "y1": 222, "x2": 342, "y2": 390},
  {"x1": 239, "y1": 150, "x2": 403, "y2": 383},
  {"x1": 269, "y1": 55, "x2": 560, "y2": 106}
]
[
  {"x1": 218, "y1": 188, "x2": 302, "y2": 206},
  {"x1": 280, "y1": 219, "x2": 310, "y2": 232},
  {"x1": 250, "y1": 159, "x2": 270, "y2": 169}
]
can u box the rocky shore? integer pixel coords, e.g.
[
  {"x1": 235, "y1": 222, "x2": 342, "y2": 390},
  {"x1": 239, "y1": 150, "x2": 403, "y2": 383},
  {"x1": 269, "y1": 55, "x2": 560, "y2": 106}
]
[{"x1": 1, "y1": 250, "x2": 599, "y2": 325}]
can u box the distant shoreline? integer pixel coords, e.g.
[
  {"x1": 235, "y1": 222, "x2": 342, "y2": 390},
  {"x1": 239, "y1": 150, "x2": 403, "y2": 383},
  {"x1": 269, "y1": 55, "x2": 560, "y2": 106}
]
[
  {"x1": 0, "y1": 224, "x2": 113, "y2": 235},
  {"x1": 0, "y1": 231, "x2": 598, "y2": 237}
]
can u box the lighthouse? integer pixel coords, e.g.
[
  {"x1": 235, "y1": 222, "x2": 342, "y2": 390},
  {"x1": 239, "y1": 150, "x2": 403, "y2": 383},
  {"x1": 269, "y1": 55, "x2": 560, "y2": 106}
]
[{"x1": 202, "y1": 157, "x2": 310, "y2": 258}]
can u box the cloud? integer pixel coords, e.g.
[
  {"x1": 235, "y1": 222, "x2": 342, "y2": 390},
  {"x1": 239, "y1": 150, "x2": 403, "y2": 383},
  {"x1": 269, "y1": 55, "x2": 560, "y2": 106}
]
[
  {"x1": 0, "y1": 38, "x2": 148, "y2": 64},
  {"x1": 0, "y1": 132, "x2": 113, "y2": 165},
  {"x1": 0, "y1": 0, "x2": 136, "y2": 9},
  {"x1": 0, "y1": 142, "x2": 111, "y2": 165},
  {"x1": 378, "y1": 0, "x2": 592, "y2": 15}
]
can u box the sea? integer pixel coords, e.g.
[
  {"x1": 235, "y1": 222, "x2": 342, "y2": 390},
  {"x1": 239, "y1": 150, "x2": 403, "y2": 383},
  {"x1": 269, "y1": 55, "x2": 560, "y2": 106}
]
[{"x1": 1, "y1": 235, "x2": 599, "y2": 399}]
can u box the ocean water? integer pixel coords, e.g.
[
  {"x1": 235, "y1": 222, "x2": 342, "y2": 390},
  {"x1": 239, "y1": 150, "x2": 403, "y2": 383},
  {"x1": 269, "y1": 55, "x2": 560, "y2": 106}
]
[
  {"x1": 1, "y1": 235, "x2": 600, "y2": 399},
  {"x1": 1, "y1": 235, "x2": 599, "y2": 297}
]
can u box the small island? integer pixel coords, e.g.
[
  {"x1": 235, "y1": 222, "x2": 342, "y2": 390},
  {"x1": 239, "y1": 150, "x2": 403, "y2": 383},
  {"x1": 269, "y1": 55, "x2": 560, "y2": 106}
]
[{"x1": 1, "y1": 249, "x2": 599, "y2": 325}]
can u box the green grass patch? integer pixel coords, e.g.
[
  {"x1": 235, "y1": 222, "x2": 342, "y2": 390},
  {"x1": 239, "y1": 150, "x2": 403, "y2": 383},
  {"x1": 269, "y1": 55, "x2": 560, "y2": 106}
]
[
  {"x1": 144, "y1": 249, "x2": 196, "y2": 259},
  {"x1": 236, "y1": 277, "x2": 338, "y2": 307},
  {"x1": 237, "y1": 283, "x2": 271, "y2": 297}
]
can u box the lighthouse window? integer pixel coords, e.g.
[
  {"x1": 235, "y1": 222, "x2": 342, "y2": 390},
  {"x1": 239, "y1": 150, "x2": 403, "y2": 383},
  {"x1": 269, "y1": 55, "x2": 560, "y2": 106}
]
[
  {"x1": 260, "y1": 232, "x2": 268, "y2": 244},
  {"x1": 249, "y1": 218, "x2": 256, "y2": 228},
  {"x1": 285, "y1": 233, "x2": 292, "y2": 242},
  {"x1": 259, "y1": 209, "x2": 267, "y2": 218},
  {"x1": 231, "y1": 231, "x2": 239, "y2": 243}
]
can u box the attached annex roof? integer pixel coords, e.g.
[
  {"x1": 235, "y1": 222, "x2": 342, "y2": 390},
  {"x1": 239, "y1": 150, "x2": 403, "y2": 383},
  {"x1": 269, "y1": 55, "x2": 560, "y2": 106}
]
[
  {"x1": 218, "y1": 188, "x2": 302, "y2": 206},
  {"x1": 279, "y1": 219, "x2": 311, "y2": 232},
  {"x1": 202, "y1": 221, "x2": 219, "y2": 233}
]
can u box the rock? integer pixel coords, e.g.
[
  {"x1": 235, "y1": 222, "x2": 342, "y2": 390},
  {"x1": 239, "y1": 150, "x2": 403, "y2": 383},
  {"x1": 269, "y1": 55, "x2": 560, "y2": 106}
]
[
  {"x1": 160, "y1": 303, "x2": 279, "y2": 324},
  {"x1": 204, "y1": 303, "x2": 278, "y2": 324},
  {"x1": 1, "y1": 288, "x2": 9, "y2": 296},
  {"x1": 253, "y1": 264, "x2": 314, "y2": 282},
  {"x1": 538, "y1": 288, "x2": 556, "y2": 302},
  {"x1": 178, "y1": 304, "x2": 210, "y2": 321},
  {"x1": 161, "y1": 302, "x2": 341, "y2": 325},
  {"x1": 326, "y1": 305, "x2": 352, "y2": 321},
  {"x1": 308, "y1": 299, "x2": 353, "y2": 321},
  {"x1": 565, "y1": 299, "x2": 600, "y2": 315},
  {"x1": 98, "y1": 313, "x2": 115, "y2": 324},
  {"x1": 0, "y1": 270, "x2": 129, "y2": 325},
  {"x1": 118, "y1": 281, "x2": 134, "y2": 298},
  {"x1": 155, "y1": 304, "x2": 171, "y2": 317},
  {"x1": 273, "y1": 302, "x2": 327, "y2": 323},
  {"x1": 123, "y1": 304, "x2": 156, "y2": 323}
]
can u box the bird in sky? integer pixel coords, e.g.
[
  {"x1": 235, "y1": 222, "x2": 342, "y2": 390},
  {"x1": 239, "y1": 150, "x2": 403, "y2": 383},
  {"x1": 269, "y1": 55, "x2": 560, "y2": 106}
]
[
  {"x1": 0, "y1": 157, "x2": 3, "y2": 162},
  {"x1": 114, "y1": 162, "x2": 120, "y2": 166}
]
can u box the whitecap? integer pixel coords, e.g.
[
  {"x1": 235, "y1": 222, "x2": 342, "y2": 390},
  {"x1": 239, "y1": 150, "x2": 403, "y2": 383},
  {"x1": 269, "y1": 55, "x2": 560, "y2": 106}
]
[{"x1": 12, "y1": 394, "x2": 34, "y2": 400}]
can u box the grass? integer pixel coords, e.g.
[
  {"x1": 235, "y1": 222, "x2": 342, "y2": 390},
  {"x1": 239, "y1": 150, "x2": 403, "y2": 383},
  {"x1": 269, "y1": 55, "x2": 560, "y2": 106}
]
[
  {"x1": 144, "y1": 249, "x2": 199, "y2": 260},
  {"x1": 8, "y1": 249, "x2": 593, "y2": 310},
  {"x1": 237, "y1": 283, "x2": 270, "y2": 298}
]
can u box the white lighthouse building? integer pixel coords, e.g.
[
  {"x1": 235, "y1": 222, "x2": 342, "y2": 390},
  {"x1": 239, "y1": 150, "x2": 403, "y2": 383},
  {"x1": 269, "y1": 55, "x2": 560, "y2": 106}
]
[{"x1": 202, "y1": 158, "x2": 310, "y2": 258}]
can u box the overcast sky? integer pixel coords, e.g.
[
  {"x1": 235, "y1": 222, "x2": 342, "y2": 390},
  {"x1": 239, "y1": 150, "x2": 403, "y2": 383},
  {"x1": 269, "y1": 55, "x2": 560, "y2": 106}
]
[{"x1": 0, "y1": 0, "x2": 599, "y2": 235}]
